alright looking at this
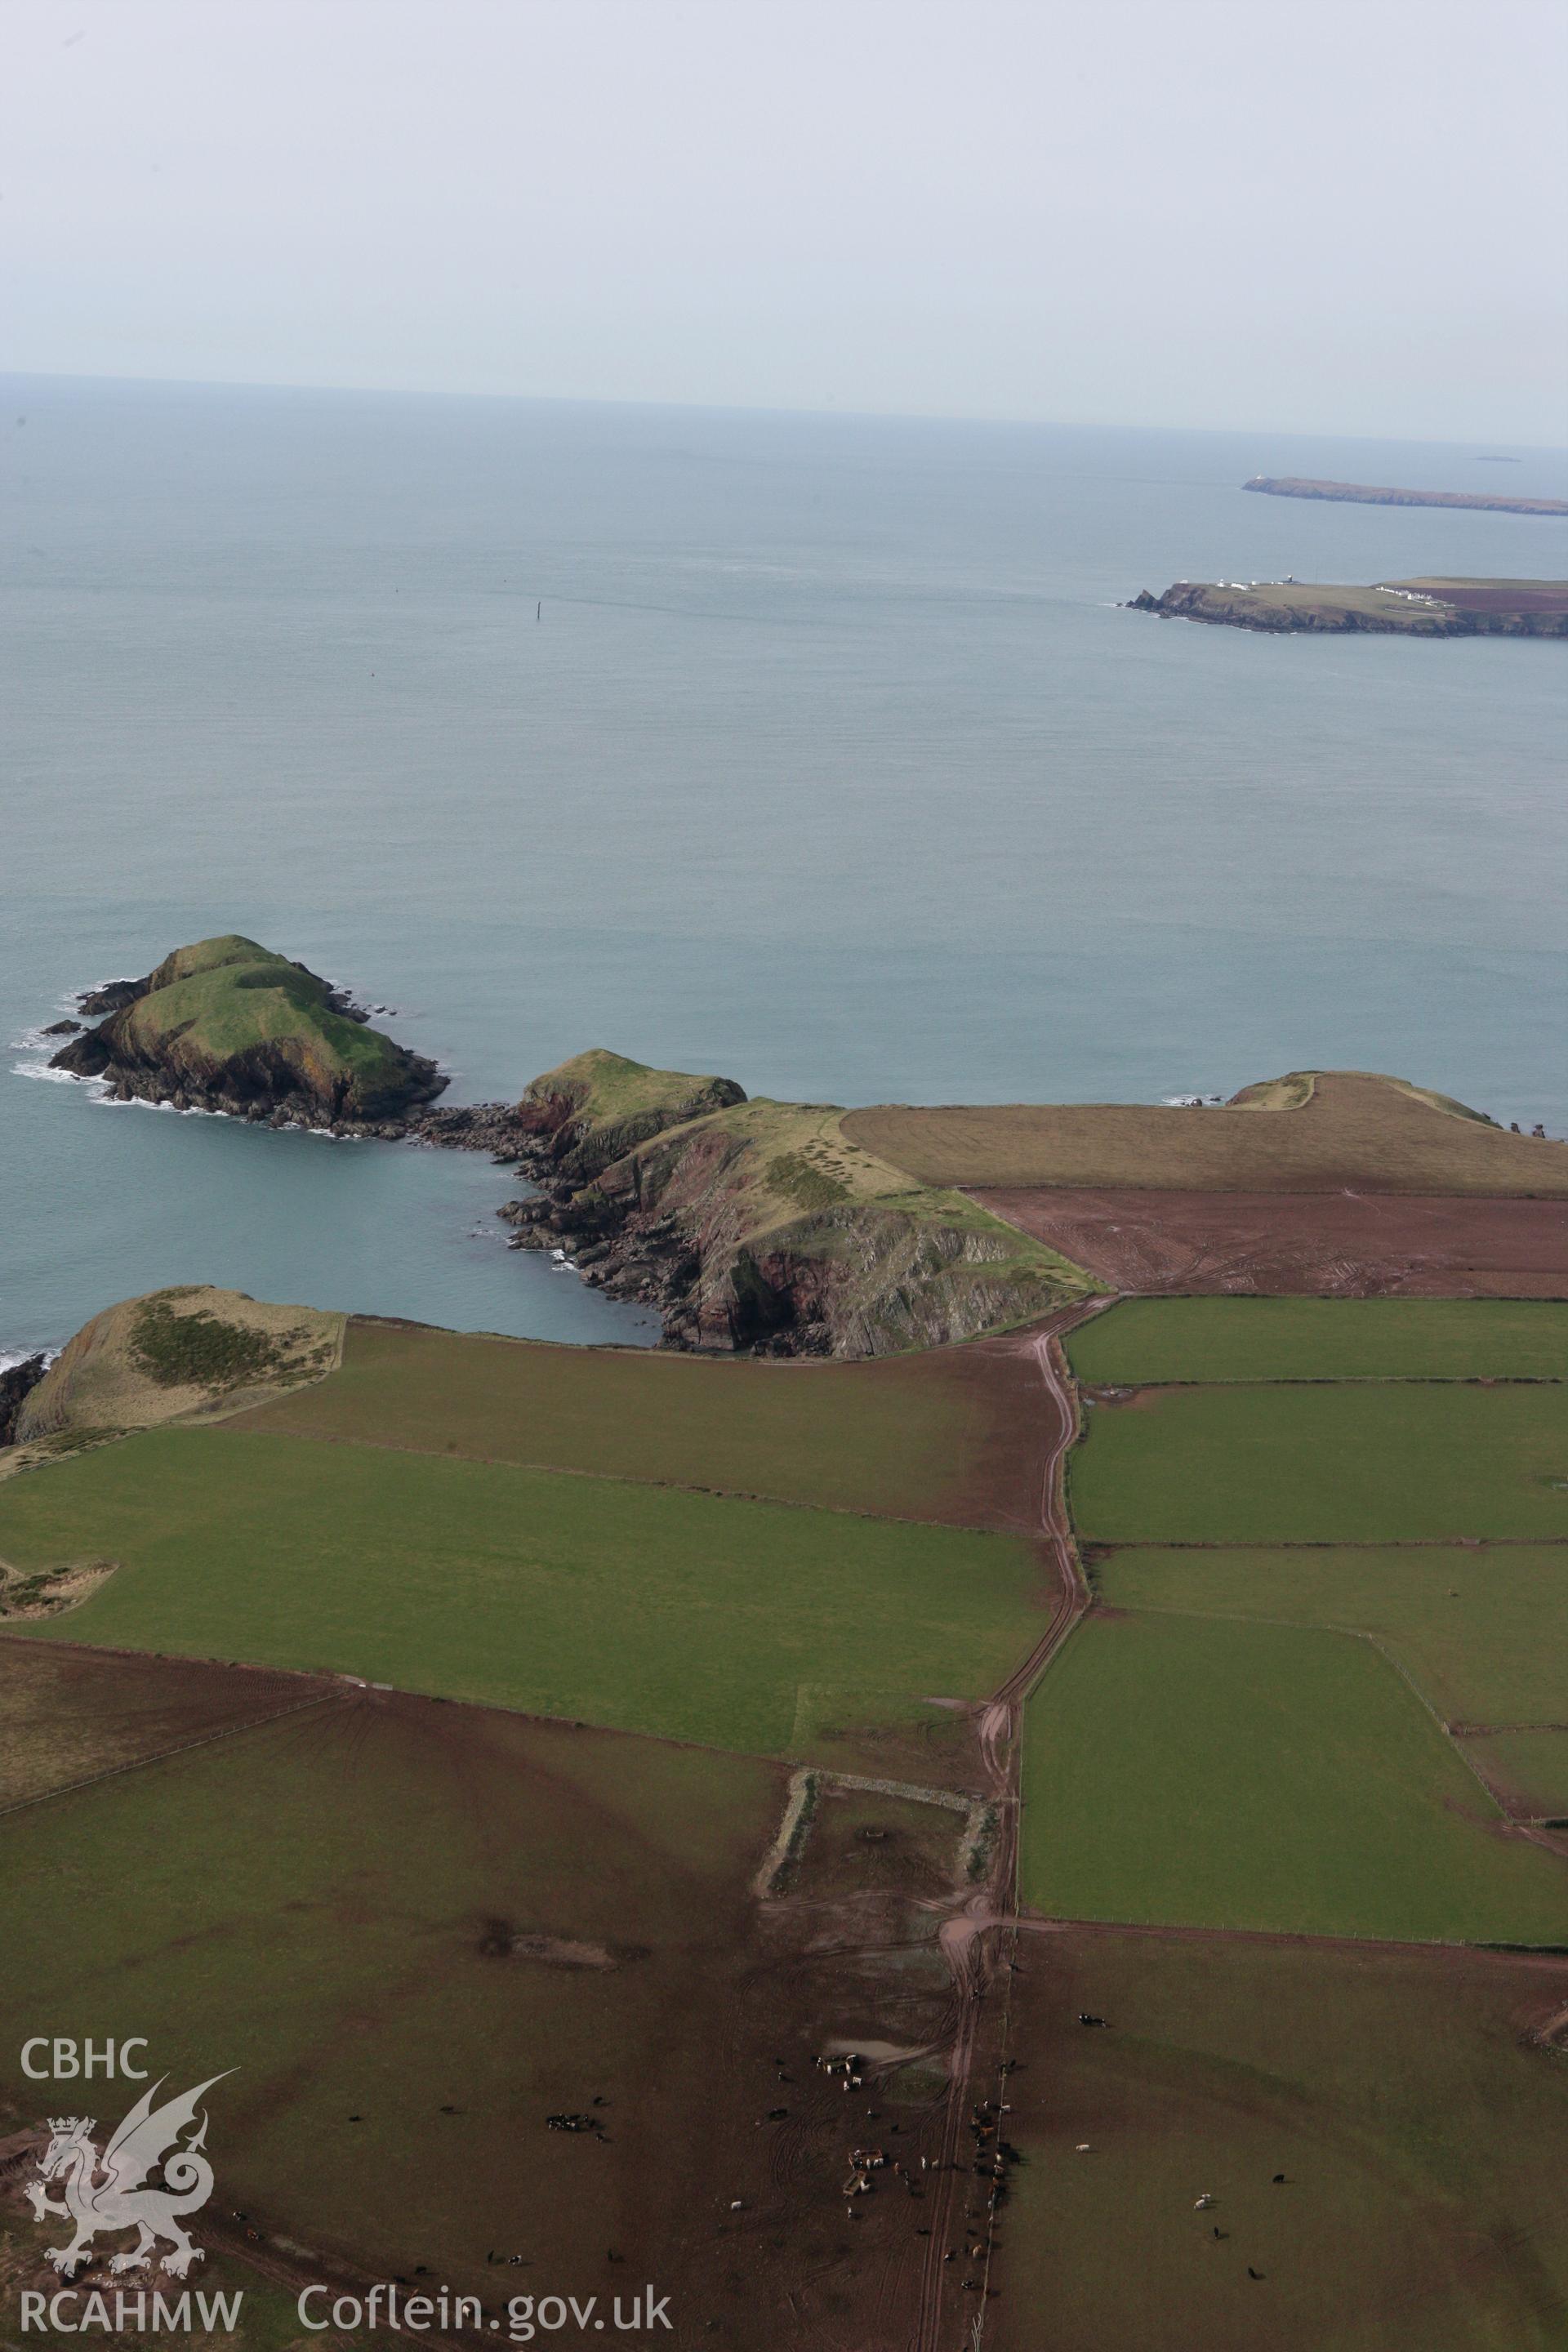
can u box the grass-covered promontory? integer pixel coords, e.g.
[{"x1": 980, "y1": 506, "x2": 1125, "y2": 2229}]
[
  {"x1": 511, "y1": 1078, "x2": 1102, "y2": 1352},
  {"x1": 514, "y1": 1046, "x2": 748, "y2": 1179},
  {"x1": 51, "y1": 934, "x2": 445, "y2": 1122}
]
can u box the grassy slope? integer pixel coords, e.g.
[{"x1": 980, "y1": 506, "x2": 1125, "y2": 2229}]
[
  {"x1": 1, "y1": 1428, "x2": 1041, "y2": 1761},
  {"x1": 614, "y1": 1094, "x2": 1098, "y2": 1276},
  {"x1": 113, "y1": 936, "x2": 422, "y2": 1112},
  {"x1": 1463, "y1": 1731, "x2": 1568, "y2": 1818},
  {"x1": 238, "y1": 1316, "x2": 1049, "y2": 1531},
  {"x1": 0, "y1": 1695, "x2": 777, "y2": 2301},
  {"x1": 1094, "y1": 1544, "x2": 1568, "y2": 1726},
  {"x1": 1067, "y1": 1296, "x2": 1568, "y2": 1385},
  {"x1": 996, "y1": 1932, "x2": 1568, "y2": 2352},
  {"x1": 11, "y1": 1285, "x2": 343, "y2": 1451},
  {"x1": 1018, "y1": 1612, "x2": 1567, "y2": 1941},
  {"x1": 844, "y1": 1068, "x2": 1568, "y2": 1195},
  {"x1": 1068, "y1": 1382, "x2": 1568, "y2": 1544}
]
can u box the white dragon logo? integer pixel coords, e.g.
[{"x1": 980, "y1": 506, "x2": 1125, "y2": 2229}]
[{"x1": 26, "y1": 2074, "x2": 232, "y2": 2280}]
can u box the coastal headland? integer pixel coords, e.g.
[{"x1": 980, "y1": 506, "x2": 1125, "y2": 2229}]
[
  {"x1": 1128, "y1": 577, "x2": 1568, "y2": 636},
  {"x1": 1244, "y1": 474, "x2": 1568, "y2": 518},
  {"x1": 8, "y1": 951, "x2": 1568, "y2": 2350},
  {"x1": 38, "y1": 940, "x2": 1568, "y2": 1356}
]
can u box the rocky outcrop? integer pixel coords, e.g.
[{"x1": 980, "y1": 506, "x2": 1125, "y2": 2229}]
[
  {"x1": 1243, "y1": 475, "x2": 1568, "y2": 518},
  {"x1": 50, "y1": 936, "x2": 447, "y2": 1127},
  {"x1": 508, "y1": 1049, "x2": 748, "y2": 1183},
  {"x1": 0, "y1": 1356, "x2": 48, "y2": 1447}
]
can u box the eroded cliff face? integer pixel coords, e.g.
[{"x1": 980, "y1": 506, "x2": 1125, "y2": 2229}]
[
  {"x1": 0, "y1": 1356, "x2": 48, "y2": 1448},
  {"x1": 503, "y1": 1111, "x2": 1098, "y2": 1357}
]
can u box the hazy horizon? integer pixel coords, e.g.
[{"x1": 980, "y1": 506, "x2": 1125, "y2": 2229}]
[
  {"x1": 3, "y1": 0, "x2": 1564, "y2": 447},
  {"x1": 6, "y1": 367, "x2": 1567, "y2": 461}
]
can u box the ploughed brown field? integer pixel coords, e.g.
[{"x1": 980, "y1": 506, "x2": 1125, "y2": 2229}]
[
  {"x1": 973, "y1": 1187, "x2": 1568, "y2": 1298},
  {"x1": 1414, "y1": 577, "x2": 1568, "y2": 615},
  {"x1": 844, "y1": 1071, "x2": 1568, "y2": 1196}
]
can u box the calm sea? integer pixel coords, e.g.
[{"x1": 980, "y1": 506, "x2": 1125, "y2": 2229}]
[{"x1": 3, "y1": 376, "x2": 1565, "y2": 1355}]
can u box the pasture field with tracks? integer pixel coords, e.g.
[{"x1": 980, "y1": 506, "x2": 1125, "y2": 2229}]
[
  {"x1": 1031, "y1": 1295, "x2": 1568, "y2": 1944},
  {"x1": 1067, "y1": 1381, "x2": 1568, "y2": 1544},
  {"x1": 992, "y1": 1929, "x2": 1568, "y2": 2352},
  {"x1": 0, "y1": 1427, "x2": 1041, "y2": 1770},
  {"x1": 0, "y1": 1651, "x2": 974, "y2": 2348},
  {"x1": 1017, "y1": 1610, "x2": 1568, "y2": 1940},
  {"x1": 1066, "y1": 1296, "x2": 1568, "y2": 1385},
  {"x1": 1092, "y1": 1543, "x2": 1568, "y2": 1726},
  {"x1": 239, "y1": 1313, "x2": 1053, "y2": 1534},
  {"x1": 0, "y1": 1678, "x2": 791, "y2": 2325}
]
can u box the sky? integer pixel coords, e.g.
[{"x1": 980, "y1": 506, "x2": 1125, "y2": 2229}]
[{"x1": 2, "y1": 0, "x2": 1564, "y2": 443}]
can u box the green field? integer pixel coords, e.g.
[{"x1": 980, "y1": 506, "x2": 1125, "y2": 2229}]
[
  {"x1": 1462, "y1": 1729, "x2": 1568, "y2": 1819},
  {"x1": 1069, "y1": 1382, "x2": 1568, "y2": 1544},
  {"x1": 240, "y1": 1314, "x2": 1048, "y2": 1531},
  {"x1": 0, "y1": 1690, "x2": 778, "y2": 2302},
  {"x1": 996, "y1": 1930, "x2": 1568, "y2": 2352},
  {"x1": 1094, "y1": 1544, "x2": 1568, "y2": 1726},
  {"x1": 2, "y1": 1428, "x2": 1040, "y2": 1761},
  {"x1": 1018, "y1": 1611, "x2": 1568, "y2": 1940},
  {"x1": 1067, "y1": 1297, "x2": 1568, "y2": 1386}
]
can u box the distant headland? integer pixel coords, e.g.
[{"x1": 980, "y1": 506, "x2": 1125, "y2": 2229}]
[
  {"x1": 1244, "y1": 475, "x2": 1568, "y2": 519},
  {"x1": 1127, "y1": 577, "x2": 1568, "y2": 639}
]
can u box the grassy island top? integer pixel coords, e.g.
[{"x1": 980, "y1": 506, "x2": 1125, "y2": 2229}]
[
  {"x1": 123, "y1": 934, "x2": 412, "y2": 1089},
  {"x1": 519, "y1": 1045, "x2": 747, "y2": 1176},
  {"x1": 52, "y1": 933, "x2": 441, "y2": 1119}
]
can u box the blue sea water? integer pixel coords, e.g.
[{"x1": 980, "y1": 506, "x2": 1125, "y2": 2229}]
[{"x1": 2, "y1": 376, "x2": 1565, "y2": 1354}]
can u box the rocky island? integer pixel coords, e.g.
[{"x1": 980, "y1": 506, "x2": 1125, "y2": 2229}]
[
  {"x1": 49, "y1": 933, "x2": 447, "y2": 1125},
  {"x1": 1128, "y1": 577, "x2": 1568, "y2": 637},
  {"x1": 1244, "y1": 474, "x2": 1568, "y2": 518}
]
